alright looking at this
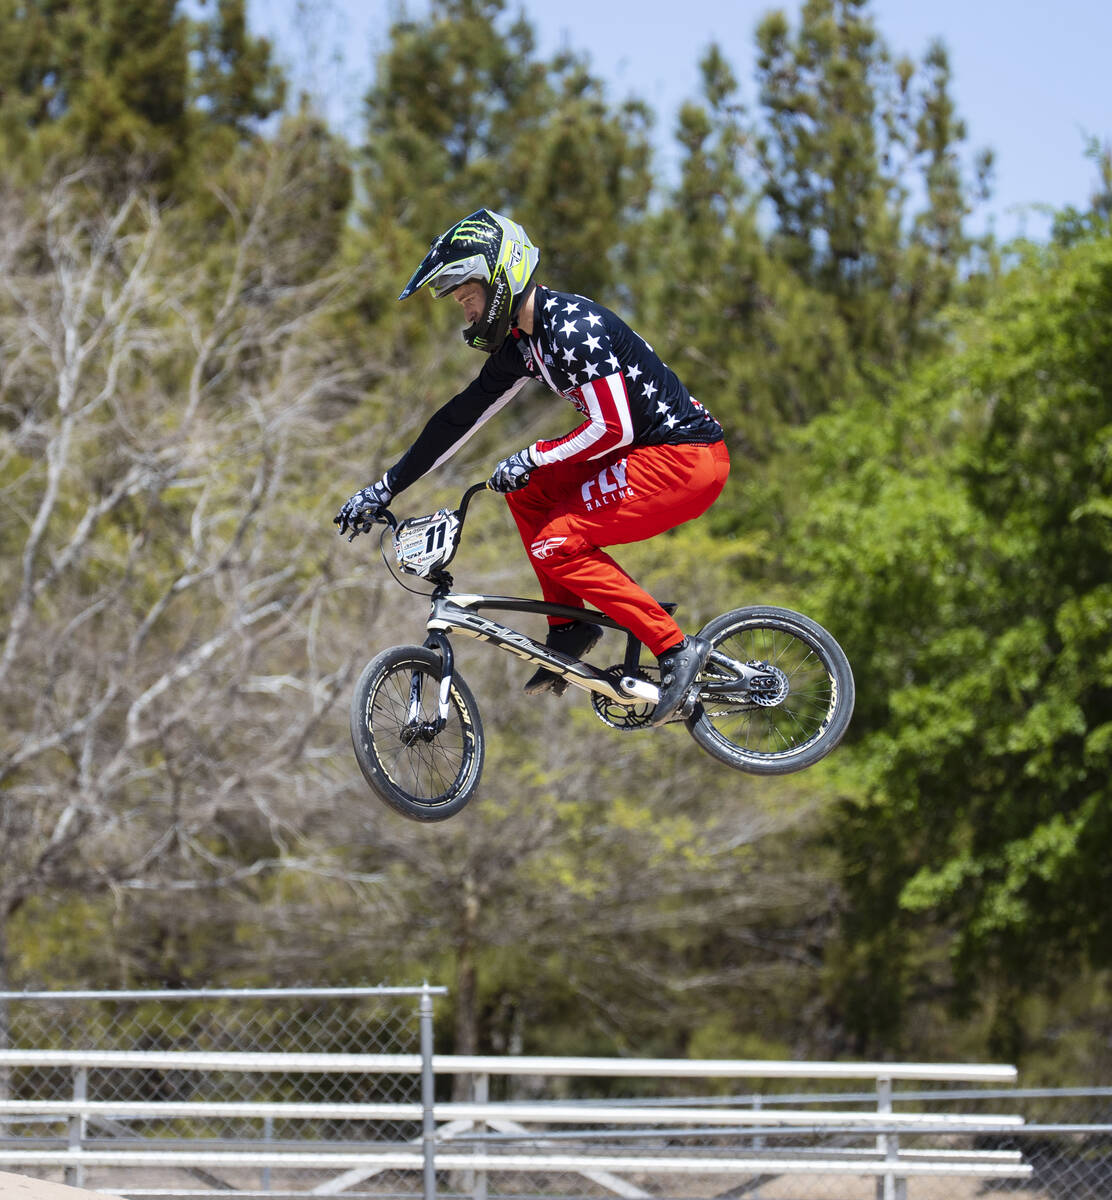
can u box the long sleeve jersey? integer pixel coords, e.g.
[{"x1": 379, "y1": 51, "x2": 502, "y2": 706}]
[{"x1": 385, "y1": 285, "x2": 724, "y2": 495}]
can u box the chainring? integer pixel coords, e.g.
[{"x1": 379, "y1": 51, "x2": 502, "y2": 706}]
[{"x1": 591, "y1": 667, "x2": 657, "y2": 731}]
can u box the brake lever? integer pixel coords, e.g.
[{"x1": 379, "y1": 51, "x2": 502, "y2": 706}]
[{"x1": 344, "y1": 506, "x2": 398, "y2": 542}]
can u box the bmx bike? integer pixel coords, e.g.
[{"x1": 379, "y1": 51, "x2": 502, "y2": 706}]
[{"x1": 350, "y1": 482, "x2": 854, "y2": 821}]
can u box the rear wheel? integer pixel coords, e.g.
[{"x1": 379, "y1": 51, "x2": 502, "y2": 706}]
[
  {"x1": 350, "y1": 645, "x2": 484, "y2": 821},
  {"x1": 687, "y1": 606, "x2": 854, "y2": 775}
]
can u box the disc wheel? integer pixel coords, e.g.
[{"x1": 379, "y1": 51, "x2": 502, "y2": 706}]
[
  {"x1": 350, "y1": 645, "x2": 484, "y2": 821},
  {"x1": 686, "y1": 606, "x2": 854, "y2": 775}
]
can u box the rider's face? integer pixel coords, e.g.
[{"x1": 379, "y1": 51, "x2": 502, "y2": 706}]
[{"x1": 452, "y1": 281, "x2": 486, "y2": 325}]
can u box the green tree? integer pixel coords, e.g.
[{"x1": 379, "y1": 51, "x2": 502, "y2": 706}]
[
  {"x1": 516, "y1": 55, "x2": 653, "y2": 299},
  {"x1": 1052, "y1": 135, "x2": 1112, "y2": 244},
  {"x1": 753, "y1": 0, "x2": 987, "y2": 365},
  {"x1": 0, "y1": 0, "x2": 283, "y2": 190},
  {"x1": 0, "y1": 0, "x2": 190, "y2": 179},
  {"x1": 359, "y1": 0, "x2": 653, "y2": 314},
  {"x1": 191, "y1": 0, "x2": 286, "y2": 149},
  {"x1": 638, "y1": 45, "x2": 860, "y2": 457},
  {"x1": 906, "y1": 40, "x2": 992, "y2": 313},
  {"x1": 791, "y1": 226, "x2": 1112, "y2": 1058},
  {"x1": 360, "y1": 0, "x2": 545, "y2": 238}
]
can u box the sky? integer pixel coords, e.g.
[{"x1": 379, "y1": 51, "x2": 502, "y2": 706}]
[{"x1": 245, "y1": 0, "x2": 1112, "y2": 242}]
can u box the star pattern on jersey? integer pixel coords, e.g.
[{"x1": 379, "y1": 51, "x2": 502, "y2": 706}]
[
  {"x1": 398, "y1": 286, "x2": 724, "y2": 489},
  {"x1": 546, "y1": 299, "x2": 614, "y2": 395},
  {"x1": 530, "y1": 287, "x2": 723, "y2": 453}
]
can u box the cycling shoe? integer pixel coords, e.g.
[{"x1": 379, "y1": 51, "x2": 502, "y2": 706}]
[
  {"x1": 524, "y1": 620, "x2": 604, "y2": 696},
  {"x1": 651, "y1": 635, "x2": 710, "y2": 726}
]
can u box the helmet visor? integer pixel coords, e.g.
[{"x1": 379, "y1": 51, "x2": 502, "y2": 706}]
[
  {"x1": 398, "y1": 241, "x2": 492, "y2": 301},
  {"x1": 427, "y1": 254, "x2": 490, "y2": 298}
]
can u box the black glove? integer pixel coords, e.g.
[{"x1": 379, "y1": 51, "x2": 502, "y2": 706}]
[
  {"x1": 334, "y1": 477, "x2": 392, "y2": 538},
  {"x1": 489, "y1": 447, "x2": 536, "y2": 493}
]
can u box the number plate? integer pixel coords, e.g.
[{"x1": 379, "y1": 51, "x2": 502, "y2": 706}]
[{"x1": 392, "y1": 509, "x2": 461, "y2": 578}]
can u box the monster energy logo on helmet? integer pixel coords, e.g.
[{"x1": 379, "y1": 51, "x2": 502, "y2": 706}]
[
  {"x1": 398, "y1": 209, "x2": 540, "y2": 352},
  {"x1": 451, "y1": 219, "x2": 500, "y2": 244}
]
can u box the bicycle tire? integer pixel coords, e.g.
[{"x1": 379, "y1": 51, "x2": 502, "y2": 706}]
[
  {"x1": 350, "y1": 644, "x2": 485, "y2": 821},
  {"x1": 686, "y1": 606, "x2": 854, "y2": 775}
]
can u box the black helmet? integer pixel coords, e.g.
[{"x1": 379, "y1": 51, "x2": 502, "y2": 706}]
[{"x1": 398, "y1": 209, "x2": 539, "y2": 352}]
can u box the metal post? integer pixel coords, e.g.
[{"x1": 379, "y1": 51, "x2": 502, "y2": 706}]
[
  {"x1": 751, "y1": 1094, "x2": 764, "y2": 1198},
  {"x1": 66, "y1": 1065, "x2": 87, "y2": 1188},
  {"x1": 875, "y1": 1074, "x2": 905, "y2": 1200},
  {"x1": 262, "y1": 1114, "x2": 274, "y2": 1192},
  {"x1": 875, "y1": 1075, "x2": 890, "y2": 1200},
  {"x1": 472, "y1": 1072, "x2": 488, "y2": 1200},
  {"x1": 420, "y1": 983, "x2": 438, "y2": 1200}
]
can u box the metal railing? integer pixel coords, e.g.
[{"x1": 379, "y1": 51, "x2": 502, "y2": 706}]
[
  {"x1": 1, "y1": 990, "x2": 1108, "y2": 1199},
  {"x1": 0, "y1": 986, "x2": 444, "y2": 1197},
  {"x1": 0, "y1": 1045, "x2": 1030, "y2": 1197}
]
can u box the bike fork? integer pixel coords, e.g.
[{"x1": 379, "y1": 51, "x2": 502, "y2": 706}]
[{"x1": 420, "y1": 631, "x2": 455, "y2": 728}]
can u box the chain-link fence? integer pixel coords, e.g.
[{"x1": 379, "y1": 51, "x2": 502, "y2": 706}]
[
  {"x1": 436, "y1": 1082, "x2": 1112, "y2": 1200},
  {"x1": 427, "y1": 1077, "x2": 1101, "y2": 1200},
  {"x1": 0, "y1": 991, "x2": 1109, "y2": 1200},
  {"x1": 0, "y1": 987, "x2": 437, "y2": 1197}
]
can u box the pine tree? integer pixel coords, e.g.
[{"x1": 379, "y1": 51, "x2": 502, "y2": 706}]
[
  {"x1": 0, "y1": 0, "x2": 284, "y2": 191},
  {"x1": 359, "y1": 0, "x2": 653, "y2": 306},
  {"x1": 637, "y1": 45, "x2": 859, "y2": 455},
  {"x1": 191, "y1": 0, "x2": 286, "y2": 143},
  {"x1": 0, "y1": 0, "x2": 190, "y2": 179},
  {"x1": 753, "y1": 0, "x2": 986, "y2": 366}
]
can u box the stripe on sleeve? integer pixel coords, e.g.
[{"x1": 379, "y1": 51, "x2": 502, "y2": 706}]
[{"x1": 532, "y1": 372, "x2": 634, "y2": 465}]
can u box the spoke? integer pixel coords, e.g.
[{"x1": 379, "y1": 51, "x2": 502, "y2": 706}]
[
  {"x1": 706, "y1": 624, "x2": 839, "y2": 758},
  {"x1": 368, "y1": 662, "x2": 469, "y2": 802}
]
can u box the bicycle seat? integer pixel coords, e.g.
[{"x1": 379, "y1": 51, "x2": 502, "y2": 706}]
[{"x1": 660, "y1": 601, "x2": 678, "y2": 615}]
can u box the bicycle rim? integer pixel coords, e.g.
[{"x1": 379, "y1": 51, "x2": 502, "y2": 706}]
[
  {"x1": 351, "y1": 647, "x2": 483, "y2": 820},
  {"x1": 689, "y1": 608, "x2": 853, "y2": 775}
]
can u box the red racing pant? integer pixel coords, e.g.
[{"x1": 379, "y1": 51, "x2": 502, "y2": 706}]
[{"x1": 505, "y1": 440, "x2": 730, "y2": 656}]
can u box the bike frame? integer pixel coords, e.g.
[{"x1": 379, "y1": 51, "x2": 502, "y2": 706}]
[
  {"x1": 385, "y1": 482, "x2": 766, "y2": 731},
  {"x1": 426, "y1": 593, "x2": 661, "y2": 711}
]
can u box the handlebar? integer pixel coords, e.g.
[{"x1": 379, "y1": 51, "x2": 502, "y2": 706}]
[
  {"x1": 369, "y1": 480, "x2": 493, "y2": 536},
  {"x1": 457, "y1": 480, "x2": 494, "y2": 523}
]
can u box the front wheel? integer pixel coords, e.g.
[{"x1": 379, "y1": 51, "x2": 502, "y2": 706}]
[
  {"x1": 350, "y1": 645, "x2": 485, "y2": 821},
  {"x1": 687, "y1": 606, "x2": 854, "y2": 775}
]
